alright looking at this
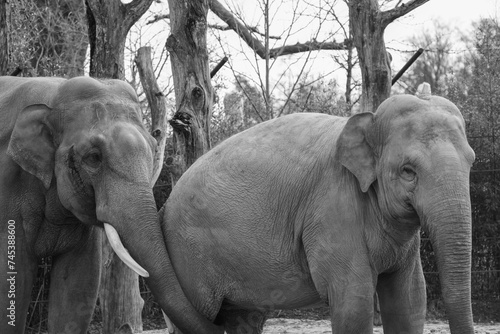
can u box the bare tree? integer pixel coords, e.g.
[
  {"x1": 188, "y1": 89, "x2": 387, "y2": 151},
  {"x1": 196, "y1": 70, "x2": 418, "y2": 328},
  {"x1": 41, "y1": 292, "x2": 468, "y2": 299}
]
[
  {"x1": 348, "y1": 0, "x2": 429, "y2": 112},
  {"x1": 210, "y1": 0, "x2": 347, "y2": 120},
  {"x1": 400, "y1": 20, "x2": 459, "y2": 95},
  {"x1": 166, "y1": 0, "x2": 213, "y2": 177},
  {"x1": 86, "y1": 0, "x2": 153, "y2": 79},
  {"x1": 8, "y1": 0, "x2": 88, "y2": 77}
]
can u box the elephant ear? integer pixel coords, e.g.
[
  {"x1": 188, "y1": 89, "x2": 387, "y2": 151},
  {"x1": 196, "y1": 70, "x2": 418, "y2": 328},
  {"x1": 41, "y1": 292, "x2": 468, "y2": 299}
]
[
  {"x1": 7, "y1": 104, "x2": 55, "y2": 189},
  {"x1": 337, "y1": 112, "x2": 376, "y2": 193}
]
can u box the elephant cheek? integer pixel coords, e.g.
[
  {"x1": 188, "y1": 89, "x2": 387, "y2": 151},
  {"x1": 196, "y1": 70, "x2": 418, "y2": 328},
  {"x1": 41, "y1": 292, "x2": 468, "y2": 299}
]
[{"x1": 55, "y1": 166, "x2": 97, "y2": 224}]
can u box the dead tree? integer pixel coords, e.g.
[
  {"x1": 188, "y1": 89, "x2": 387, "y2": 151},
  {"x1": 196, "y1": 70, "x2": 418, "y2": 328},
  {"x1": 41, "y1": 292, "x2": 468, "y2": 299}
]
[
  {"x1": 166, "y1": 0, "x2": 213, "y2": 177},
  {"x1": 348, "y1": 0, "x2": 429, "y2": 112}
]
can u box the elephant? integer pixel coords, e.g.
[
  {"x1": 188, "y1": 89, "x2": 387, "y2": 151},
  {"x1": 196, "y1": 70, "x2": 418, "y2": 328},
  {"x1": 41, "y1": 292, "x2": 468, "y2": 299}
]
[
  {"x1": 0, "y1": 76, "x2": 220, "y2": 334},
  {"x1": 160, "y1": 93, "x2": 476, "y2": 333}
]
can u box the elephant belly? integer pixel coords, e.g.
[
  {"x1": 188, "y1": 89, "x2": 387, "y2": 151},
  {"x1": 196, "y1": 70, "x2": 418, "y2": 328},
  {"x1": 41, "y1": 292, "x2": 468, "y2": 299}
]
[{"x1": 222, "y1": 269, "x2": 323, "y2": 310}]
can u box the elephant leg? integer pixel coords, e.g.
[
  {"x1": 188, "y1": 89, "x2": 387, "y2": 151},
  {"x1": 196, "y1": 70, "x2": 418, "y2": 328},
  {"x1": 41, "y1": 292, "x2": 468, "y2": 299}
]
[
  {"x1": 328, "y1": 281, "x2": 375, "y2": 334},
  {"x1": 48, "y1": 227, "x2": 102, "y2": 334},
  {"x1": 376, "y1": 257, "x2": 426, "y2": 334},
  {"x1": 217, "y1": 308, "x2": 267, "y2": 334},
  {"x1": 0, "y1": 219, "x2": 38, "y2": 334}
]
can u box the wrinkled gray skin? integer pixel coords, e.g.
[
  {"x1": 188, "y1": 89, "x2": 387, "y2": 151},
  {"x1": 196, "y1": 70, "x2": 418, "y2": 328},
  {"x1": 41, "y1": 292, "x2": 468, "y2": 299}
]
[
  {"x1": 0, "y1": 77, "x2": 220, "y2": 334},
  {"x1": 162, "y1": 94, "x2": 475, "y2": 333}
]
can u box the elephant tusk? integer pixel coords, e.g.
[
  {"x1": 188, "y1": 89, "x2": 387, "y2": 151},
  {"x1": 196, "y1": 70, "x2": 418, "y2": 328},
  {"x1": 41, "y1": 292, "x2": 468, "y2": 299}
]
[
  {"x1": 162, "y1": 310, "x2": 175, "y2": 333},
  {"x1": 103, "y1": 223, "x2": 150, "y2": 278}
]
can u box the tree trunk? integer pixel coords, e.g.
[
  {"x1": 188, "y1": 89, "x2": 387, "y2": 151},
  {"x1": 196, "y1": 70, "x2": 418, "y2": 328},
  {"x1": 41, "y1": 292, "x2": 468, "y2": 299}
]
[
  {"x1": 86, "y1": 0, "x2": 152, "y2": 79},
  {"x1": 348, "y1": 0, "x2": 391, "y2": 113},
  {"x1": 348, "y1": 0, "x2": 429, "y2": 113},
  {"x1": 0, "y1": 0, "x2": 9, "y2": 75},
  {"x1": 135, "y1": 46, "x2": 168, "y2": 185},
  {"x1": 85, "y1": 1, "x2": 153, "y2": 333},
  {"x1": 166, "y1": 0, "x2": 213, "y2": 178}
]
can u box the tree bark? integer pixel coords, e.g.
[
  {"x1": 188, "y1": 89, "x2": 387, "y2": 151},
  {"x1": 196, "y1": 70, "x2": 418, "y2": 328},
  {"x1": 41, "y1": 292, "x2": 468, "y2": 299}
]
[
  {"x1": 135, "y1": 46, "x2": 168, "y2": 184},
  {"x1": 85, "y1": 1, "x2": 153, "y2": 333},
  {"x1": 348, "y1": 0, "x2": 391, "y2": 113},
  {"x1": 0, "y1": 0, "x2": 9, "y2": 75},
  {"x1": 86, "y1": 0, "x2": 153, "y2": 79},
  {"x1": 166, "y1": 0, "x2": 213, "y2": 177}
]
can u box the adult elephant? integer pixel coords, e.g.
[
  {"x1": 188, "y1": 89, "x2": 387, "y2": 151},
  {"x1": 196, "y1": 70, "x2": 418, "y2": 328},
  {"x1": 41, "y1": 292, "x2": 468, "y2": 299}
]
[
  {"x1": 161, "y1": 94, "x2": 475, "y2": 333},
  {"x1": 0, "y1": 77, "x2": 221, "y2": 334}
]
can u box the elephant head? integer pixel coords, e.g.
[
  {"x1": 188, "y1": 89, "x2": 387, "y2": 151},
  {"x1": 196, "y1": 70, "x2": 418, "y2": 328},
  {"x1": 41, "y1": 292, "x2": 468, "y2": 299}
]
[
  {"x1": 6, "y1": 77, "x2": 220, "y2": 333},
  {"x1": 338, "y1": 94, "x2": 475, "y2": 332}
]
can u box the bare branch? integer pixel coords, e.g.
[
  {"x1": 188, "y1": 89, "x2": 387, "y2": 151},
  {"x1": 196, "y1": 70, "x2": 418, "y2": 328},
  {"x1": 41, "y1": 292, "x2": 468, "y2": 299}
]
[
  {"x1": 209, "y1": 0, "x2": 267, "y2": 58},
  {"x1": 146, "y1": 13, "x2": 170, "y2": 25},
  {"x1": 380, "y1": 0, "x2": 430, "y2": 26},
  {"x1": 270, "y1": 39, "x2": 350, "y2": 58},
  {"x1": 210, "y1": 0, "x2": 349, "y2": 59},
  {"x1": 209, "y1": 22, "x2": 281, "y2": 39}
]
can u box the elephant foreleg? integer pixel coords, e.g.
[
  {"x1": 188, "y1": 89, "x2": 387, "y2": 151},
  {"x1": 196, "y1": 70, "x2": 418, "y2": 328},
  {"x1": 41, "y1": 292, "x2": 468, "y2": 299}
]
[
  {"x1": 376, "y1": 257, "x2": 426, "y2": 334},
  {"x1": 328, "y1": 281, "x2": 375, "y2": 334},
  {"x1": 48, "y1": 227, "x2": 102, "y2": 334}
]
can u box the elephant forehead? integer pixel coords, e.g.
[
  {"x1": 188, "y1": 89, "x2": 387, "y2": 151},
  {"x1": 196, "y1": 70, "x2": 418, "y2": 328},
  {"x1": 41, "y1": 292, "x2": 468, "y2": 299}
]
[{"x1": 386, "y1": 109, "x2": 465, "y2": 145}]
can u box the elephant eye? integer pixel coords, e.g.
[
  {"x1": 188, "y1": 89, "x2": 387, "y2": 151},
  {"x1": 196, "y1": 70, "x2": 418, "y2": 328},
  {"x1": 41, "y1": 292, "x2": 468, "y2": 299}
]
[
  {"x1": 401, "y1": 165, "x2": 416, "y2": 181},
  {"x1": 83, "y1": 149, "x2": 102, "y2": 170}
]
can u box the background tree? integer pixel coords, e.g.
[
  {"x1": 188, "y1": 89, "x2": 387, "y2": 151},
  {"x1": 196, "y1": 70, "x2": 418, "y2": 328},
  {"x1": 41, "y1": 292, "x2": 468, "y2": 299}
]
[
  {"x1": 165, "y1": 0, "x2": 213, "y2": 179},
  {"x1": 9, "y1": 0, "x2": 88, "y2": 77},
  {"x1": 283, "y1": 75, "x2": 350, "y2": 116},
  {"x1": 211, "y1": 0, "x2": 350, "y2": 119},
  {"x1": 0, "y1": 0, "x2": 9, "y2": 75},
  {"x1": 451, "y1": 18, "x2": 500, "y2": 301},
  {"x1": 348, "y1": 0, "x2": 429, "y2": 112},
  {"x1": 400, "y1": 20, "x2": 458, "y2": 95}
]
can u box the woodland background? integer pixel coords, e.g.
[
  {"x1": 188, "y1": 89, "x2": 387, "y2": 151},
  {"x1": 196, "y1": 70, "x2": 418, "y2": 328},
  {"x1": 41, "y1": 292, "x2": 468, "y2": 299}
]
[{"x1": 0, "y1": 0, "x2": 499, "y2": 332}]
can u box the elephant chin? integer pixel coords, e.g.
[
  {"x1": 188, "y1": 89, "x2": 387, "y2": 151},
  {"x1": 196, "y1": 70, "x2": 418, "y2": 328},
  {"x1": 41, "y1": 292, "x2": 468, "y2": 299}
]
[{"x1": 103, "y1": 223, "x2": 149, "y2": 277}]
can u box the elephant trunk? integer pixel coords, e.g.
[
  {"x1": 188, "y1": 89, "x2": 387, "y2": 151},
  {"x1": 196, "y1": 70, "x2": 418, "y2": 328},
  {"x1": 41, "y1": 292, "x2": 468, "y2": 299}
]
[
  {"x1": 96, "y1": 183, "x2": 222, "y2": 334},
  {"x1": 421, "y1": 173, "x2": 474, "y2": 334}
]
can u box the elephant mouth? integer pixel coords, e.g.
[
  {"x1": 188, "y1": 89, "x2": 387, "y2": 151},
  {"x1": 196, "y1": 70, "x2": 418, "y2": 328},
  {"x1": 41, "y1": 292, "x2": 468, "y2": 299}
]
[{"x1": 102, "y1": 222, "x2": 149, "y2": 277}]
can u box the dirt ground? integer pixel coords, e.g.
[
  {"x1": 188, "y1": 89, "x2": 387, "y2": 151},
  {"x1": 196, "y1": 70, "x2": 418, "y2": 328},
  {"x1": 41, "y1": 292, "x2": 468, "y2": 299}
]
[{"x1": 145, "y1": 319, "x2": 500, "y2": 334}]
